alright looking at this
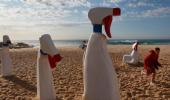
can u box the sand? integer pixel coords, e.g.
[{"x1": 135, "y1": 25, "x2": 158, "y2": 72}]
[{"x1": 0, "y1": 45, "x2": 170, "y2": 100}]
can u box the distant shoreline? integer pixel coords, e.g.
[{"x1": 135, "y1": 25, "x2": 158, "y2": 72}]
[{"x1": 9, "y1": 39, "x2": 170, "y2": 48}]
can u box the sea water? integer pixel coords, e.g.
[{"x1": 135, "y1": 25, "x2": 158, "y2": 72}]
[{"x1": 14, "y1": 39, "x2": 170, "y2": 48}]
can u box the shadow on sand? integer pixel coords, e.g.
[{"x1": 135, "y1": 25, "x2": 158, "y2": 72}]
[
  {"x1": 127, "y1": 62, "x2": 144, "y2": 67},
  {"x1": 3, "y1": 75, "x2": 62, "y2": 99},
  {"x1": 156, "y1": 81, "x2": 170, "y2": 88},
  {"x1": 3, "y1": 75, "x2": 36, "y2": 93}
]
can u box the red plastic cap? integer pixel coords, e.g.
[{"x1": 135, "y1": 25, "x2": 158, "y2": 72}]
[{"x1": 113, "y1": 8, "x2": 121, "y2": 16}]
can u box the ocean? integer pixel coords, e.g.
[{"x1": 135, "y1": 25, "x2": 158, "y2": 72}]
[{"x1": 14, "y1": 39, "x2": 170, "y2": 48}]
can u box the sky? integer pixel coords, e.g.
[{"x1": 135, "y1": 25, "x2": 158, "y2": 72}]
[{"x1": 0, "y1": 0, "x2": 170, "y2": 40}]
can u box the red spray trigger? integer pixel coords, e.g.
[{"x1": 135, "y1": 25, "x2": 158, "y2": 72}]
[
  {"x1": 48, "y1": 54, "x2": 63, "y2": 69},
  {"x1": 103, "y1": 15, "x2": 112, "y2": 38}
]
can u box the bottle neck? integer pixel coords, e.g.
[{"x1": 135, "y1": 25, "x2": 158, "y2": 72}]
[
  {"x1": 40, "y1": 49, "x2": 48, "y2": 55},
  {"x1": 93, "y1": 24, "x2": 102, "y2": 33}
]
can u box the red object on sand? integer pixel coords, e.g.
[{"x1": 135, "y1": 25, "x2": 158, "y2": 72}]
[
  {"x1": 48, "y1": 54, "x2": 63, "y2": 69},
  {"x1": 144, "y1": 50, "x2": 159, "y2": 75}
]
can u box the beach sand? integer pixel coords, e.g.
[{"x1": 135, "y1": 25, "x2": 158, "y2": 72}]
[{"x1": 0, "y1": 45, "x2": 170, "y2": 100}]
